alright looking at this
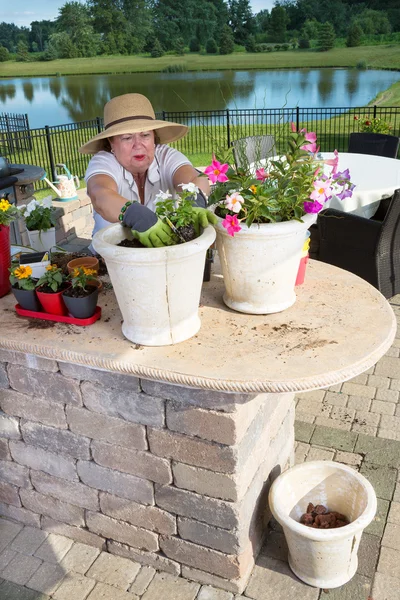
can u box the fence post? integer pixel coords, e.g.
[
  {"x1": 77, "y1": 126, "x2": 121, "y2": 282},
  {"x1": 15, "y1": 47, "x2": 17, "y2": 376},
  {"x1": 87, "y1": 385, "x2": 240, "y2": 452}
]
[
  {"x1": 4, "y1": 114, "x2": 13, "y2": 153},
  {"x1": 96, "y1": 116, "x2": 102, "y2": 134},
  {"x1": 45, "y1": 125, "x2": 56, "y2": 181},
  {"x1": 373, "y1": 105, "x2": 377, "y2": 119},
  {"x1": 226, "y1": 109, "x2": 231, "y2": 148},
  {"x1": 296, "y1": 106, "x2": 300, "y2": 131},
  {"x1": 162, "y1": 111, "x2": 166, "y2": 121}
]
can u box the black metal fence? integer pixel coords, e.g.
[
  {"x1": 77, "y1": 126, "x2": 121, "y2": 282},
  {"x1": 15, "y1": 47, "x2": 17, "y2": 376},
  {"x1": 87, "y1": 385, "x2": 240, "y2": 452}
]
[
  {"x1": 1, "y1": 106, "x2": 399, "y2": 188},
  {"x1": 0, "y1": 112, "x2": 31, "y2": 155}
]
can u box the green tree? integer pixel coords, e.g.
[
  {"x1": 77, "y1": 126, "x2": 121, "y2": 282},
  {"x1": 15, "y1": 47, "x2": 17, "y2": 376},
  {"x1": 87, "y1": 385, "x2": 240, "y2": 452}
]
[
  {"x1": 346, "y1": 22, "x2": 363, "y2": 47},
  {"x1": 47, "y1": 31, "x2": 77, "y2": 58},
  {"x1": 316, "y1": 21, "x2": 335, "y2": 51},
  {"x1": 57, "y1": 1, "x2": 100, "y2": 57},
  {"x1": 254, "y1": 9, "x2": 270, "y2": 34},
  {"x1": 228, "y1": 0, "x2": 255, "y2": 45},
  {"x1": 16, "y1": 41, "x2": 30, "y2": 61},
  {"x1": 219, "y1": 24, "x2": 234, "y2": 53},
  {"x1": 174, "y1": 37, "x2": 185, "y2": 55},
  {"x1": 268, "y1": 6, "x2": 289, "y2": 42},
  {"x1": 206, "y1": 37, "x2": 218, "y2": 53},
  {"x1": 245, "y1": 33, "x2": 257, "y2": 51},
  {"x1": 87, "y1": 0, "x2": 129, "y2": 53},
  {"x1": 150, "y1": 38, "x2": 164, "y2": 57},
  {"x1": 353, "y1": 9, "x2": 391, "y2": 35},
  {"x1": 0, "y1": 45, "x2": 9, "y2": 61},
  {"x1": 189, "y1": 37, "x2": 200, "y2": 51},
  {"x1": 29, "y1": 20, "x2": 56, "y2": 52}
]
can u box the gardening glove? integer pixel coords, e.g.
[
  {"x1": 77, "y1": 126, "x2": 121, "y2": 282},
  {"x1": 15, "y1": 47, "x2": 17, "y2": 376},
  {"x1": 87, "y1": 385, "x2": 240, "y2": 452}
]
[
  {"x1": 189, "y1": 190, "x2": 218, "y2": 235},
  {"x1": 122, "y1": 202, "x2": 175, "y2": 248}
]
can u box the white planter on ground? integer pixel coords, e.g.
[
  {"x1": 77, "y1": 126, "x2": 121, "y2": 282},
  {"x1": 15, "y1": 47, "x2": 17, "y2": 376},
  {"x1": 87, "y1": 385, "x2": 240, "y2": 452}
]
[
  {"x1": 92, "y1": 223, "x2": 216, "y2": 346},
  {"x1": 27, "y1": 227, "x2": 56, "y2": 253},
  {"x1": 215, "y1": 213, "x2": 317, "y2": 314},
  {"x1": 268, "y1": 460, "x2": 377, "y2": 588}
]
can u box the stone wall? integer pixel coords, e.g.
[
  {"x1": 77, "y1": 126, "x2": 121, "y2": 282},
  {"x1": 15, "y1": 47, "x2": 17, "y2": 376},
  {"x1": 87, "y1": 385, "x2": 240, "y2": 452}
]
[{"x1": 0, "y1": 348, "x2": 294, "y2": 594}]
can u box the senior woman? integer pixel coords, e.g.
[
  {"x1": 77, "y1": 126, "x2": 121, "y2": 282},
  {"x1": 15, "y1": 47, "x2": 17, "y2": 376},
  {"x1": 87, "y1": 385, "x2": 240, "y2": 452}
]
[{"x1": 79, "y1": 93, "x2": 215, "y2": 249}]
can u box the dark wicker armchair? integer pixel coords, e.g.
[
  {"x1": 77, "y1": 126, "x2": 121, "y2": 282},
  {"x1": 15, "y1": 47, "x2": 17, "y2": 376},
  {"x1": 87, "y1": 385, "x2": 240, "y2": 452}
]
[
  {"x1": 232, "y1": 135, "x2": 276, "y2": 169},
  {"x1": 348, "y1": 133, "x2": 400, "y2": 158},
  {"x1": 314, "y1": 189, "x2": 400, "y2": 299}
]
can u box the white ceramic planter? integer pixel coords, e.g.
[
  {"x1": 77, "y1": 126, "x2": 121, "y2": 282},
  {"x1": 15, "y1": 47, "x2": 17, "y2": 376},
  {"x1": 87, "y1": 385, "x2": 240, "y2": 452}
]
[
  {"x1": 268, "y1": 460, "x2": 377, "y2": 588},
  {"x1": 27, "y1": 228, "x2": 56, "y2": 253},
  {"x1": 92, "y1": 224, "x2": 216, "y2": 346},
  {"x1": 215, "y1": 213, "x2": 317, "y2": 314}
]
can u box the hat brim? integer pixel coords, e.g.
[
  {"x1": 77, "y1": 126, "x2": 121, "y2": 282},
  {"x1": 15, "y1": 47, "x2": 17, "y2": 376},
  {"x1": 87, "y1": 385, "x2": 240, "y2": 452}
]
[{"x1": 79, "y1": 119, "x2": 189, "y2": 154}]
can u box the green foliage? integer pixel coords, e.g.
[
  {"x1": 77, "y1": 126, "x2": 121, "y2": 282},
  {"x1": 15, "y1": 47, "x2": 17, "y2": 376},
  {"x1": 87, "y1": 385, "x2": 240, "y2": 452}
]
[
  {"x1": 36, "y1": 265, "x2": 65, "y2": 293},
  {"x1": 16, "y1": 41, "x2": 30, "y2": 62},
  {"x1": 298, "y1": 36, "x2": 310, "y2": 49},
  {"x1": 189, "y1": 37, "x2": 200, "y2": 52},
  {"x1": 268, "y1": 6, "x2": 288, "y2": 43},
  {"x1": 245, "y1": 34, "x2": 257, "y2": 52},
  {"x1": 228, "y1": 0, "x2": 255, "y2": 46},
  {"x1": 219, "y1": 25, "x2": 235, "y2": 55},
  {"x1": 356, "y1": 59, "x2": 367, "y2": 70},
  {"x1": 69, "y1": 266, "x2": 98, "y2": 290},
  {"x1": 174, "y1": 37, "x2": 185, "y2": 55},
  {"x1": 150, "y1": 38, "x2": 164, "y2": 58},
  {"x1": 353, "y1": 9, "x2": 391, "y2": 36},
  {"x1": 206, "y1": 38, "x2": 218, "y2": 54},
  {"x1": 9, "y1": 265, "x2": 36, "y2": 291},
  {"x1": 22, "y1": 199, "x2": 56, "y2": 233},
  {"x1": 47, "y1": 32, "x2": 77, "y2": 58},
  {"x1": 358, "y1": 115, "x2": 392, "y2": 134},
  {"x1": 161, "y1": 63, "x2": 187, "y2": 72},
  {"x1": 156, "y1": 197, "x2": 196, "y2": 229},
  {"x1": 317, "y1": 22, "x2": 336, "y2": 52},
  {"x1": 346, "y1": 23, "x2": 363, "y2": 48},
  {"x1": 0, "y1": 46, "x2": 10, "y2": 61}
]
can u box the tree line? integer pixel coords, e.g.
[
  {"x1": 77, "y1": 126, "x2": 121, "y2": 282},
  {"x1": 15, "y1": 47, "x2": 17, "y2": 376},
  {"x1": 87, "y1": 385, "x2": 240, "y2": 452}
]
[{"x1": 0, "y1": 0, "x2": 398, "y2": 62}]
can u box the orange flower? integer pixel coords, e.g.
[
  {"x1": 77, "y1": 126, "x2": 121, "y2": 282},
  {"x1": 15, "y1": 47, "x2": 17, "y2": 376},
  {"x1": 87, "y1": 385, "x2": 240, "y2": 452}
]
[{"x1": 14, "y1": 265, "x2": 33, "y2": 279}]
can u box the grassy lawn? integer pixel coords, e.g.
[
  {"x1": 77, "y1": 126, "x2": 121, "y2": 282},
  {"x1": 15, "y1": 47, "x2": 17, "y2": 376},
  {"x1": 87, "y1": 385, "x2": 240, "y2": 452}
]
[
  {"x1": 1, "y1": 44, "x2": 400, "y2": 78},
  {"x1": 372, "y1": 81, "x2": 400, "y2": 106}
]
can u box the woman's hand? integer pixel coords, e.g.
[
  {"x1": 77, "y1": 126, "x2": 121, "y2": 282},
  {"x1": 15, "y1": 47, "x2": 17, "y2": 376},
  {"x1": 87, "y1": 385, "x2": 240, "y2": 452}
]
[{"x1": 123, "y1": 203, "x2": 175, "y2": 247}]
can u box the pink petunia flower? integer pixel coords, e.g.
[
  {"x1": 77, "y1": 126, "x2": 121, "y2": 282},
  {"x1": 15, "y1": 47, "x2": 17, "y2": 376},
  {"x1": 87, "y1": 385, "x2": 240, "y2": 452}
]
[
  {"x1": 324, "y1": 149, "x2": 339, "y2": 175},
  {"x1": 255, "y1": 167, "x2": 269, "y2": 181},
  {"x1": 225, "y1": 192, "x2": 244, "y2": 213},
  {"x1": 310, "y1": 179, "x2": 333, "y2": 203},
  {"x1": 304, "y1": 200, "x2": 324, "y2": 214},
  {"x1": 222, "y1": 214, "x2": 242, "y2": 237},
  {"x1": 204, "y1": 158, "x2": 229, "y2": 184}
]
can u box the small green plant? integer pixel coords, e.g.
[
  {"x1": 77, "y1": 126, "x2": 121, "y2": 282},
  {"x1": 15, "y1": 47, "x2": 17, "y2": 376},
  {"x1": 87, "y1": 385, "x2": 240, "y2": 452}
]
[
  {"x1": 69, "y1": 266, "x2": 98, "y2": 291},
  {"x1": 36, "y1": 264, "x2": 65, "y2": 292},
  {"x1": 9, "y1": 265, "x2": 36, "y2": 290},
  {"x1": 354, "y1": 114, "x2": 391, "y2": 134},
  {"x1": 22, "y1": 197, "x2": 56, "y2": 233},
  {"x1": 155, "y1": 184, "x2": 200, "y2": 243}
]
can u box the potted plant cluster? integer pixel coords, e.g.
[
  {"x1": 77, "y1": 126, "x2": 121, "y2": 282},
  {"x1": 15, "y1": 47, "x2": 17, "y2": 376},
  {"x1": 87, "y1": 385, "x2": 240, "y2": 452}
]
[
  {"x1": 21, "y1": 197, "x2": 57, "y2": 253},
  {"x1": 9, "y1": 264, "x2": 41, "y2": 312},
  {"x1": 92, "y1": 183, "x2": 216, "y2": 346},
  {"x1": 62, "y1": 266, "x2": 99, "y2": 319},
  {"x1": 354, "y1": 114, "x2": 392, "y2": 135},
  {"x1": 205, "y1": 124, "x2": 354, "y2": 314},
  {"x1": 35, "y1": 264, "x2": 69, "y2": 316},
  {"x1": 0, "y1": 198, "x2": 20, "y2": 298}
]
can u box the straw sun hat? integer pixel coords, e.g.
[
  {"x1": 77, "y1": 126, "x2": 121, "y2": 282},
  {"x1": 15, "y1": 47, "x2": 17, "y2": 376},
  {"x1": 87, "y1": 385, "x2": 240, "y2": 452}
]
[{"x1": 79, "y1": 93, "x2": 188, "y2": 154}]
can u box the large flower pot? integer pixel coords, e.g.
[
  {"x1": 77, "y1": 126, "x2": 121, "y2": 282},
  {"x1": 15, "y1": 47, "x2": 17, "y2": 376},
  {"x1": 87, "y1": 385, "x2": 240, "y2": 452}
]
[
  {"x1": 215, "y1": 213, "x2": 317, "y2": 314},
  {"x1": 268, "y1": 461, "x2": 377, "y2": 588},
  {"x1": 27, "y1": 228, "x2": 56, "y2": 253},
  {"x1": 0, "y1": 224, "x2": 11, "y2": 298},
  {"x1": 12, "y1": 285, "x2": 42, "y2": 312},
  {"x1": 92, "y1": 224, "x2": 216, "y2": 346}
]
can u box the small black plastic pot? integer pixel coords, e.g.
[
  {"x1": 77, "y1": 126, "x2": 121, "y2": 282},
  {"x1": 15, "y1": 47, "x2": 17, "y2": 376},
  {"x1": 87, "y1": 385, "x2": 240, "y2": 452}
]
[
  {"x1": 12, "y1": 285, "x2": 42, "y2": 312},
  {"x1": 62, "y1": 286, "x2": 99, "y2": 319}
]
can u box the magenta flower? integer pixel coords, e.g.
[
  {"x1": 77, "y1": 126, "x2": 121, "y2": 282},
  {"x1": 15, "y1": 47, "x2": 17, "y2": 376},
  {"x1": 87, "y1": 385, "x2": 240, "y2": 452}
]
[
  {"x1": 204, "y1": 158, "x2": 229, "y2": 184},
  {"x1": 304, "y1": 131, "x2": 317, "y2": 143},
  {"x1": 222, "y1": 214, "x2": 242, "y2": 237},
  {"x1": 304, "y1": 200, "x2": 324, "y2": 214},
  {"x1": 324, "y1": 149, "x2": 339, "y2": 175},
  {"x1": 310, "y1": 179, "x2": 333, "y2": 203},
  {"x1": 255, "y1": 167, "x2": 269, "y2": 181}
]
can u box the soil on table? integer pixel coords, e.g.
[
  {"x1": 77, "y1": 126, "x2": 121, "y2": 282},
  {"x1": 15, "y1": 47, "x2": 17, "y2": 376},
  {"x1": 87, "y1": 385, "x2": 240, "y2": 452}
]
[
  {"x1": 51, "y1": 252, "x2": 108, "y2": 276},
  {"x1": 300, "y1": 503, "x2": 349, "y2": 529},
  {"x1": 63, "y1": 285, "x2": 97, "y2": 299}
]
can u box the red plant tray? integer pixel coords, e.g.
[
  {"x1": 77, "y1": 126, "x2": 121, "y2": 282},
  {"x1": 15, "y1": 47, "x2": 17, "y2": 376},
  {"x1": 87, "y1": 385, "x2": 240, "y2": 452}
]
[{"x1": 15, "y1": 304, "x2": 101, "y2": 326}]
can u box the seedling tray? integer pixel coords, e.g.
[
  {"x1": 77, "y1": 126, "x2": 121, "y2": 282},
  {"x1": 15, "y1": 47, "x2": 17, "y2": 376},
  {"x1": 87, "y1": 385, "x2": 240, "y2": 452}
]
[{"x1": 15, "y1": 304, "x2": 101, "y2": 326}]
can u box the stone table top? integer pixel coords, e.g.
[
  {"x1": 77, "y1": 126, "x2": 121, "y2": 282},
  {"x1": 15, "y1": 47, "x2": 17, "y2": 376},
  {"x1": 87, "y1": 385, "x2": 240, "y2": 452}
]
[
  {"x1": 0, "y1": 260, "x2": 396, "y2": 394},
  {"x1": 9, "y1": 164, "x2": 45, "y2": 185}
]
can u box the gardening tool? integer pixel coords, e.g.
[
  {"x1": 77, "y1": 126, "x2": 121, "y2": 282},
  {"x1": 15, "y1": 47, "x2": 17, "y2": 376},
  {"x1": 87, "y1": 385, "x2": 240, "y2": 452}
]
[{"x1": 41, "y1": 163, "x2": 79, "y2": 201}]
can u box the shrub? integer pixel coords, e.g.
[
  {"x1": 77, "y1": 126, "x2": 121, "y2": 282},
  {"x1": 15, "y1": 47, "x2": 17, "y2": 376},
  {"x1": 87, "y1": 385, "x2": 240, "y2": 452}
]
[
  {"x1": 346, "y1": 23, "x2": 363, "y2": 47},
  {"x1": 206, "y1": 38, "x2": 218, "y2": 54},
  {"x1": 0, "y1": 46, "x2": 10, "y2": 61},
  {"x1": 150, "y1": 39, "x2": 164, "y2": 58},
  {"x1": 356, "y1": 59, "x2": 367, "y2": 70},
  {"x1": 189, "y1": 37, "x2": 200, "y2": 52},
  {"x1": 219, "y1": 25, "x2": 234, "y2": 55},
  {"x1": 298, "y1": 37, "x2": 310, "y2": 49},
  {"x1": 16, "y1": 41, "x2": 30, "y2": 62},
  {"x1": 266, "y1": 45, "x2": 273, "y2": 52},
  {"x1": 317, "y1": 22, "x2": 336, "y2": 51},
  {"x1": 282, "y1": 43, "x2": 290, "y2": 51},
  {"x1": 274, "y1": 44, "x2": 282, "y2": 51},
  {"x1": 174, "y1": 37, "x2": 185, "y2": 56},
  {"x1": 245, "y1": 35, "x2": 257, "y2": 53}
]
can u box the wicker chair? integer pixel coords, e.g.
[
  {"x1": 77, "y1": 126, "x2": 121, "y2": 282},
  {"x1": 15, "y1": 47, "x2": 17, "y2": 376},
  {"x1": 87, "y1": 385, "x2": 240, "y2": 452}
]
[
  {"x1": 232, "y1": 135, "x2": 276, "y2": 169},
  {"x1": 348, "y1": 132, "x2": 400, "y2": 158},
  {"x1": 314, "y1": 189, "x2": 400, "y2": 299}
]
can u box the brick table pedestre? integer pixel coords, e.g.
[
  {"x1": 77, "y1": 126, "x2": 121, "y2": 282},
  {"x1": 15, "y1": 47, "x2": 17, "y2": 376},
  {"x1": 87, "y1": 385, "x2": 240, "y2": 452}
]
[{"x1": 0, "y1": 260, "x2": 395, "y2": 594}]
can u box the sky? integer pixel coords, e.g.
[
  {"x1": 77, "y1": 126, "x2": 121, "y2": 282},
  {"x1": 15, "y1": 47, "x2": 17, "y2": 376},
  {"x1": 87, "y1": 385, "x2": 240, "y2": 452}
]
[{"x1": 1, "y1": 0, "x2": 276, "y2": 27}]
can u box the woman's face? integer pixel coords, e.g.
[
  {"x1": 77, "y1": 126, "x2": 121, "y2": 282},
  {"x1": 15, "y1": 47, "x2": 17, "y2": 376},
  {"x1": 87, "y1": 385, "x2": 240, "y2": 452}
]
[{"x1": 110, "y1": 131, "x2": 156, "y2": 175}]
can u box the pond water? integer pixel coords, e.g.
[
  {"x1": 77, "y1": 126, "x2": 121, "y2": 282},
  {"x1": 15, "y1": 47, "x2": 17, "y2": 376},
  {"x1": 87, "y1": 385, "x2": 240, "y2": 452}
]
[{"x1": 0, "y1": 68, "x2": 399, "y2": 128}]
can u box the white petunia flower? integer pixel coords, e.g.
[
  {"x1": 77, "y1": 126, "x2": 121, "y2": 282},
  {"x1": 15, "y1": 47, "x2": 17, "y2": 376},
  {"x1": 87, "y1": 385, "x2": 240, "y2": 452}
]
[
  {"x1": 179, "y1": 182, "x2": 199, "y2": 194},
  {"x1": 155, "y1": 190, "x2": 173, "y2": 202}
]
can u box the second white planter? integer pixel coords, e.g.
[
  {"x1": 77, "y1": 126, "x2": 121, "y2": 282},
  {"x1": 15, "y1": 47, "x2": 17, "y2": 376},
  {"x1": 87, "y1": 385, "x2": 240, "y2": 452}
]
[
  {"x1": 92, "y1": 223, "x2": 216, "y2": 346},
  {"x1": 27, "y1": 227, "x2": 56, "y2": 253},
  {"x1": 215, "y1": 213, "x2": 317, "y2": 314},
  {"x1": 268, "y1": 460, "x2": 377, "y2": 588}
]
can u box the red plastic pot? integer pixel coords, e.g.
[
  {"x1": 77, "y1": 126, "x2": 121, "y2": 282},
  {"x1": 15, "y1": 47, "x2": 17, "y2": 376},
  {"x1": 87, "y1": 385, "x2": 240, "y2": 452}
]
[
  {"x1": 0, "y1": 224, "x2": 11, "y2": 298},
  {"x1": 36, "y1": 285, "x2": 69, "y2": 316}
]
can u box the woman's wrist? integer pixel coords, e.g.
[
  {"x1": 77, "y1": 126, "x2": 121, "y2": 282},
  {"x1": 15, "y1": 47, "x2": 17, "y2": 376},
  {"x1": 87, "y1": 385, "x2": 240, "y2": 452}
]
[{"x1": 118, "y1": 201, "x2": 133, "y2": 222}]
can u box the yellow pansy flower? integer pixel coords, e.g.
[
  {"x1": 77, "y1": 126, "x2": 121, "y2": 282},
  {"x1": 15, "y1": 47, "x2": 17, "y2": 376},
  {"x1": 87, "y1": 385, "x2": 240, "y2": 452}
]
[
  {"x1": 0, "y1": 199, "x2": 11, "y2": 212},
  {"x1": 46, "y1": 264, "x2": 58, "y2": 271}
]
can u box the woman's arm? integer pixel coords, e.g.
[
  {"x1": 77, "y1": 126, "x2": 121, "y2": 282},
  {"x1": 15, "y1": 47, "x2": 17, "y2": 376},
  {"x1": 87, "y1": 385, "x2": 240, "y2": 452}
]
[
  {"x1": 87, "y1": 174, "x2": 127, "y2": 222},
  {"x1": 173, "y1": 164, "x2": 211, "y2": 197}
]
